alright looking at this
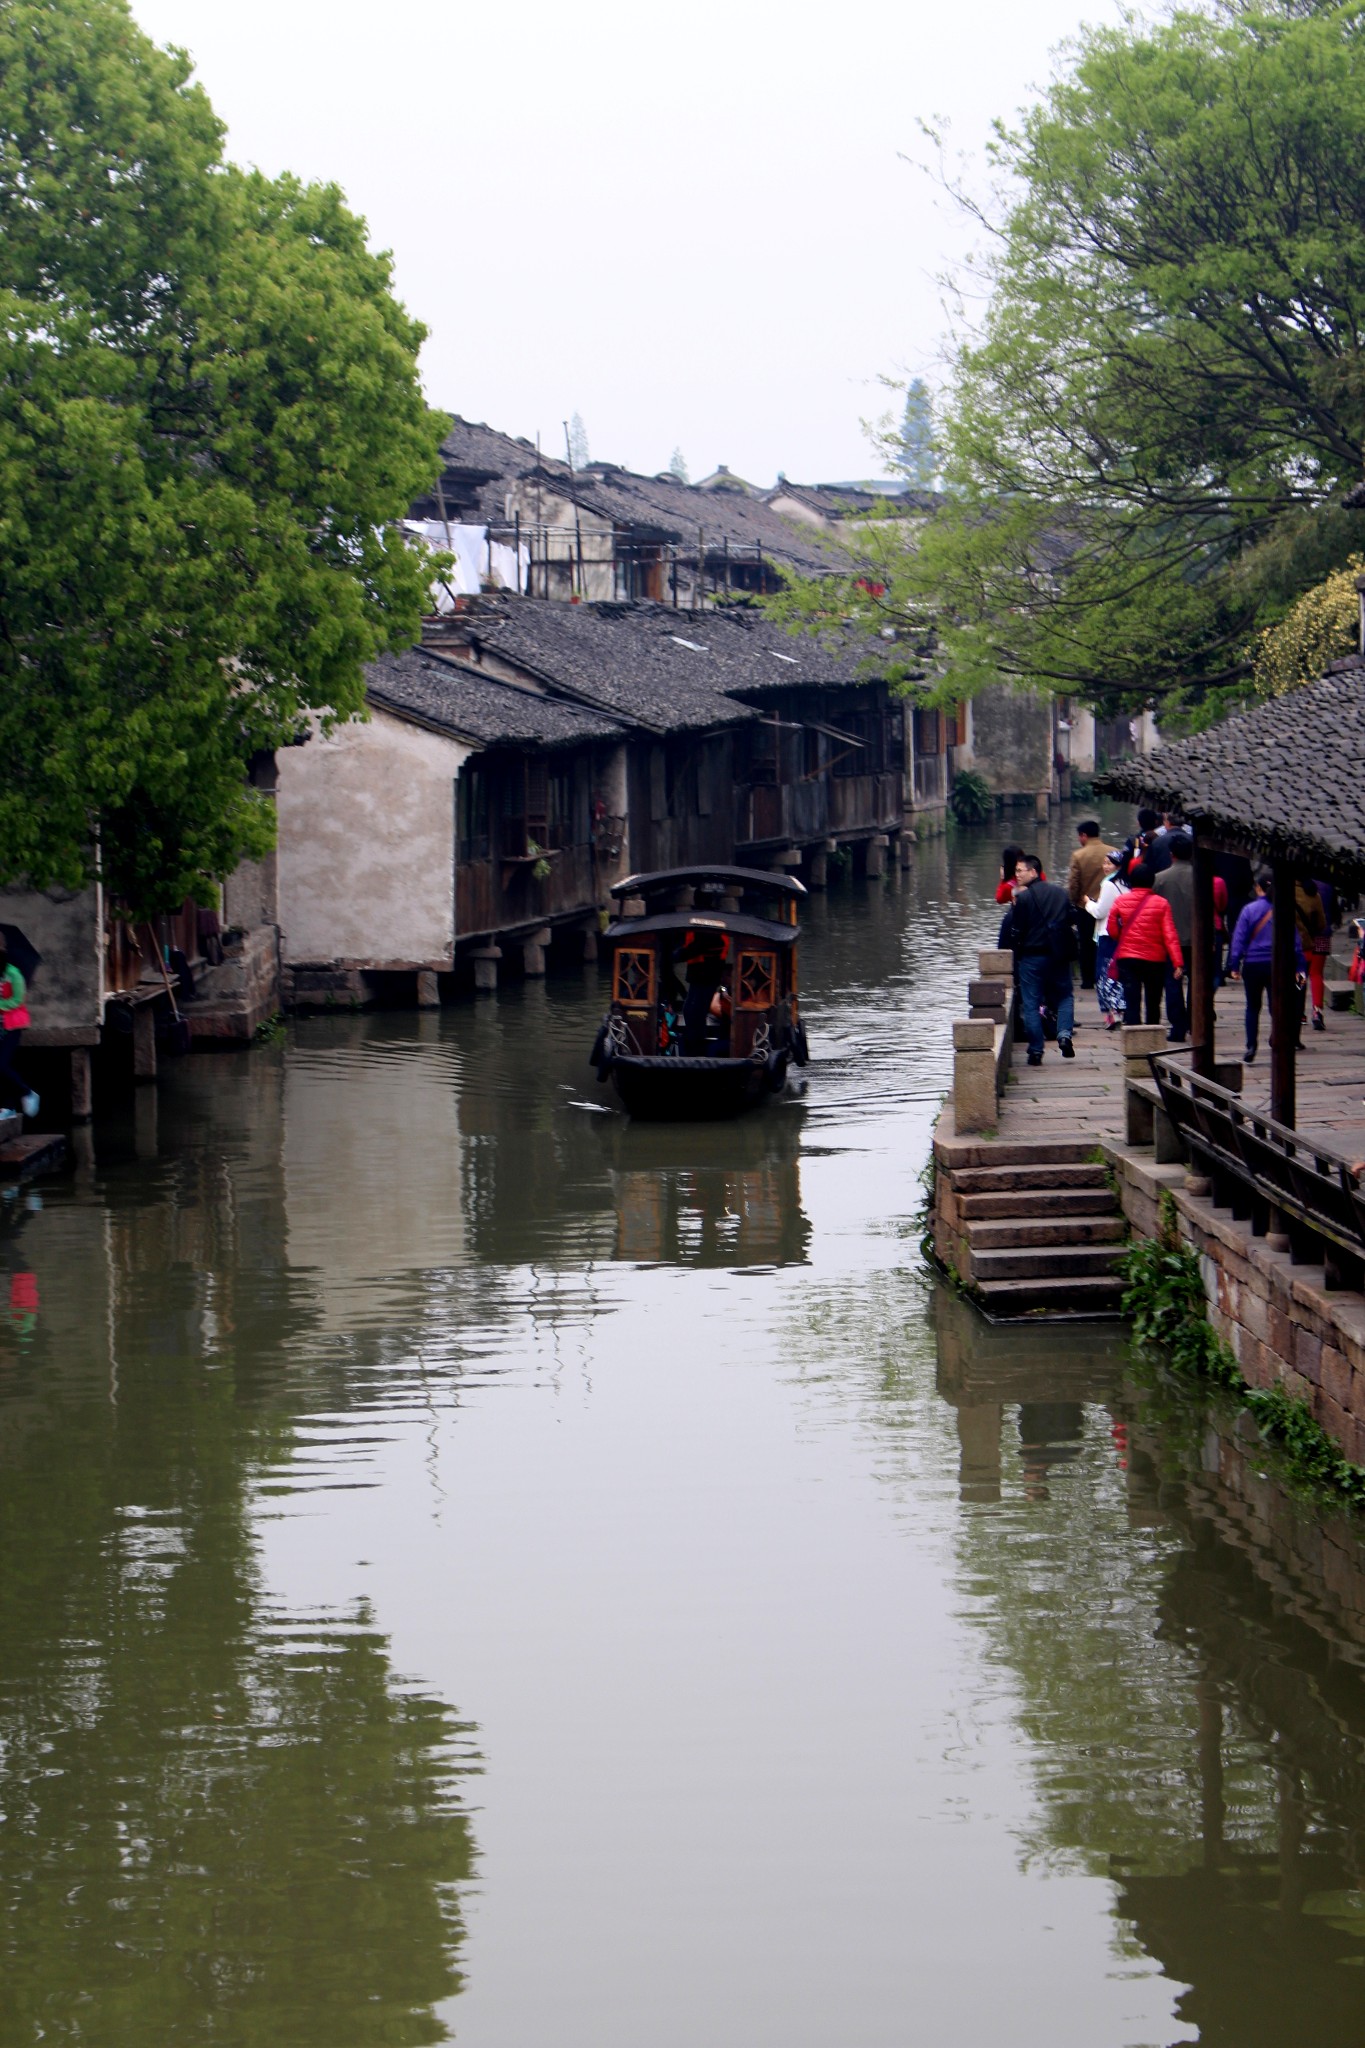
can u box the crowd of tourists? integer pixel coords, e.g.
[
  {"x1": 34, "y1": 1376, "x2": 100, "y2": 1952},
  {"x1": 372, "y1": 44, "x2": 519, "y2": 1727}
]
[{"x1": 997, "y1": 810, "x2": 1336, "y2": 1067}]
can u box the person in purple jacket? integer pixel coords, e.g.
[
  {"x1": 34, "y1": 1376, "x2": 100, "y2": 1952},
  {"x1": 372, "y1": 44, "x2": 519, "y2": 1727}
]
[{"x1": 1226, "y1": 867, "x2": 1306, "y2": 1064}]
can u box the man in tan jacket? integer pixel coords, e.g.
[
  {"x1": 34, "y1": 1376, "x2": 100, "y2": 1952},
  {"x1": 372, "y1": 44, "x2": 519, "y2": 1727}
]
[{"x1": 1067, "y1": 820, "x2": 1112, "y2": 988}]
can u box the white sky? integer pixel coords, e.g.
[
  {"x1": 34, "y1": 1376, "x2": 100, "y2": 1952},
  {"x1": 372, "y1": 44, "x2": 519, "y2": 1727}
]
[{"x1": 129, "y1": 0, "x2": 1108, "y2": 487}]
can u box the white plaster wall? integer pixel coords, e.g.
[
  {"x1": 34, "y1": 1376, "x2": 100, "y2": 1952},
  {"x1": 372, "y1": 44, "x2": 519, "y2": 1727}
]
[
  {"x1": 1069, "y1": 706, "x2": 1096, "y2": 777},
  {"x1": 276, "y1": 708, "x2": 470, "y2": 967},
  {"x1": 0, "y1": 882, "x2": 103, "y2": 1041}
]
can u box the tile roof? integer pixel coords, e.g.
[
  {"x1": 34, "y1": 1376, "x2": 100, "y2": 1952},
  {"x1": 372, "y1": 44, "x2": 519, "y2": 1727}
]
[
  {"x1": 418, "y1": 417, "x2": 853, "y2": 576},
  {"x1": 365, "y1": 647, "x2": 627, "y2": 750},
  {"x1": 429, "y1": 598, "x2": 902, "y2": 733},
  {"x1": 766, "y1": 480, "x2": 935, "y2": 520},
  {"x1": 1097, "y1": 660, "x2": 1365, "y2": 883}
]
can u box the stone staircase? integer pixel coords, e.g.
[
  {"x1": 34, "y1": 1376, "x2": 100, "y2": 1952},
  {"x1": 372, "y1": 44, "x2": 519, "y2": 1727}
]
[{"x1": 935, "y1": 1138, "x2": 1129, "y2": 1319}]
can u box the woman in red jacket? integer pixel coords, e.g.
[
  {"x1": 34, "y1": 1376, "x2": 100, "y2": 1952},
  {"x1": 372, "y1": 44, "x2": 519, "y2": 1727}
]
[
  {"x1": 994, "y1": 844, "x2": 1046, "y2": 905},
  {"x1": 1107, "y1": 862, "x2": 1183, "y2": 1025}
]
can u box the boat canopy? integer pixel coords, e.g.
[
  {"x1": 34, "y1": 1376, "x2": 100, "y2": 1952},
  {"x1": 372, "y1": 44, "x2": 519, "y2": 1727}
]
[
  {"x1": 604, "y1": 909, "x2": 799, "y2": 946},
  {"x1": 610, "y1": 864, "x2": 808, "y2": 901}
]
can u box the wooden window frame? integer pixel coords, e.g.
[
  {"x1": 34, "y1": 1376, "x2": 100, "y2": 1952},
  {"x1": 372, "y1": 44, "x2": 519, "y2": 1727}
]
[
  {"x1": 736, "y1": 949, "x2": 778, "y2": 1011},
  {"x1": 613, "y1": 947, "x2": 657, "y2": 1008}
]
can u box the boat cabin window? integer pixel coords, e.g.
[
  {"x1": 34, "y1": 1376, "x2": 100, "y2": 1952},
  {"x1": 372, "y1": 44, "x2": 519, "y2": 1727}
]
[
  {"x1": 614, "y1": 948, "x2": 656, "y2": 1007},
  {"x1": 736, "y1": 950, "x2": 778, "y2": 1010}
]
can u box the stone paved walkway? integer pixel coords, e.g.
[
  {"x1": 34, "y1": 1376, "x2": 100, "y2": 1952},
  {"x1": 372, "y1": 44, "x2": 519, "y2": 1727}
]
[{"x1": 998, "y1": 964, "x2": 1365, "y2": 1165}]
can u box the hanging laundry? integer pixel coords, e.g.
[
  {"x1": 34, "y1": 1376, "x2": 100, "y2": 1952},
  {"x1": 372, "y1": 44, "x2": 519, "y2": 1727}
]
[
  {"x1": 488, "y1": 540, "x2": 529, "y2": 593},
  {"x1": 402, "y1": 519, "x2": 488, "y2": 606}
]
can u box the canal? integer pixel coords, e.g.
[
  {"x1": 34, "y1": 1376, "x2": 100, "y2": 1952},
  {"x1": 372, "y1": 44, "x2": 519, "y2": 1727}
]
[{"x1": 7, "y1": 817, "x2": 1365, "y2": 2046}]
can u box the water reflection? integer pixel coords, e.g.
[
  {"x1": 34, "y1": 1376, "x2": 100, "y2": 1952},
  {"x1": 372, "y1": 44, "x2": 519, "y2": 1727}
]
[
  {"x1": 0, "y1": 1127, "x2": 477, "y2": 2046},
  {"x1": 1118, "y1": 1399, "x2": 1365, "y2": 2041},
  {"x1": 13, "y1": 809, "x2": 1365, "y2": 2043},
  {"x1": 936, "y1": 1278, "x2": 1365, "y2": 2041},
  {"x1": 604, "y1": 1113, "x2": 809, "y2": 1268}
]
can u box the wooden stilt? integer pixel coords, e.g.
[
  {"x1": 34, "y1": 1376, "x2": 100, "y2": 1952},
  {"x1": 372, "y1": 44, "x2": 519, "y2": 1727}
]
[
  {"x1": 70, "y1": 1047, "x2": 93, "y2": 1122},
  {"x1": 132, "y1": 1005, "x2": 157, "y2": 1082}
]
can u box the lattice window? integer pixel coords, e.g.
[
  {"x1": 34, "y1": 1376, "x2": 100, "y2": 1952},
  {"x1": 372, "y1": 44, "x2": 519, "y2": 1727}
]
[
  {"x1": 736, "y1": 950, "x2": 777, "y2": 1011},
  {"x1": 613, "y1": 948, "x2": 656, "y2": 1007}
]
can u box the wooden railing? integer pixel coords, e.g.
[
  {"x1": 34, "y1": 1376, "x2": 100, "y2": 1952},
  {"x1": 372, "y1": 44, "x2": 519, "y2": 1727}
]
[{"x1": 1149, "y1": 1053, "x2": 1365, "y2": 1284}]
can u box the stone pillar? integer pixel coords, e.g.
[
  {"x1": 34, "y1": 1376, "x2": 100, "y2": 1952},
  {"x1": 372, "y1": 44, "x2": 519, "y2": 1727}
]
[
  {"x1": 522, "y1": 927, "x2": 551, "y2": 978},
  {"x1": 953, "y1": 1017, "x2": 999, "y2": 1134},
  {"x1": 968, "y1": 976, "x2": 1009, "y2": 1027},
  {"x1": 978, "y1": 948, "x2": 1013, "y2": 978},
  {"x1": 471, "y1": 944, "x2": 502, "y2": 994},
  {"x1": 1122, "y1": 1022, "x2": 1166, "y2": 1144},
  {"x1": 132, "y1": 1004, "x2": 157, "y2": 1082},
  {"x1": 865, "y1": 834, "x2": 889, "y2": 878},
  {"x1": 1034, "y1": 789, "x2": 1050, "y2": 823},
  {"x1": 70, "y1": 1047, "x2": 93, "y2": 1123},
  {"x1": 582, "y1": 926, "x2": 598, "y2": 964},
  {"x1": 415, "y1": 970, "x2": 440, "y2": 1009},
  {"x1": 807, "y1": 849, "x2": 828, "y2": 891},
  {"x1": 899, "y1": 833, "x2": 915, "y2": 868}
]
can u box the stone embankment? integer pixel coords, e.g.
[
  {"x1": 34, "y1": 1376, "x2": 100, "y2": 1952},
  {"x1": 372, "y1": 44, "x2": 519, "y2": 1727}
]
[{"x1": 931, "y1": 943, "x2": 1365, "y2": 1468}]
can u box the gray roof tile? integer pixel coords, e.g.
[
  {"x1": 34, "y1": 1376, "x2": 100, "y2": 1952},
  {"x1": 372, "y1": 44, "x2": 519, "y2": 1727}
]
[
  {"x1": 365, "y1": 647, "x2": 627, "y2": 749},
  {"x1": 1098, "y1": 665, "x2": 1365, "y2": 882}
]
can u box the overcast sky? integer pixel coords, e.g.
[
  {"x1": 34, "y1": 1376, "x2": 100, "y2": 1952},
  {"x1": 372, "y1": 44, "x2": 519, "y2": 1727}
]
[{"x1": 129, "y1": 0, "x2": 1111, "y2": 487}]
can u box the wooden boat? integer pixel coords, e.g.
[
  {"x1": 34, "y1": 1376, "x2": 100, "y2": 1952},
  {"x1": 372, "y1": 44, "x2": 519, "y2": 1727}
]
[{"x1": 589, "y1": 865, "x2": 810, "y2": 1119}]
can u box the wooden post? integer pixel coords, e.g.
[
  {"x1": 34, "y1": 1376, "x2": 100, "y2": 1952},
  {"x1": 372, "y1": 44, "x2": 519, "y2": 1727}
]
[
  {"x1": 1191, "y1": 834, "x2": 1216, "y2": 1079},
  {"x1": 70, "y1": 1047, "x2": 93, "y2": 1123},
  {"x1": 1270, "y1": 857, "x2": 1297, "y2": 1127},
  {"x1": 132, "y1": 1004, "x2": 157, "y2": 1082}
]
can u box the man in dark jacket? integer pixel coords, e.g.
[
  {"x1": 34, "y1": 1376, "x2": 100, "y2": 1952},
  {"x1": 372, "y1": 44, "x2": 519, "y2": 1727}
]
[
  {"x1": 1003, "y1": 855, "x2": 1076, "y2": 1065},
  {"x1": 1153, "y1": 834, "x2": 1194, "y2": 1040}
]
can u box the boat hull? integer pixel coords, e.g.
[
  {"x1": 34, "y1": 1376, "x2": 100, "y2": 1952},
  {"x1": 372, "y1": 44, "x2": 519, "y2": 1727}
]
[{"x1": 607, "y1": 1052, "x2": 786, "y2": 1121}]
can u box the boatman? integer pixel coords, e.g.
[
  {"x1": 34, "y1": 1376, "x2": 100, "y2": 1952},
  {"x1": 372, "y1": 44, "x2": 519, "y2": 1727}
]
[{"x1": 674, "y1": 927, "x2": 730, "y2": 1056}]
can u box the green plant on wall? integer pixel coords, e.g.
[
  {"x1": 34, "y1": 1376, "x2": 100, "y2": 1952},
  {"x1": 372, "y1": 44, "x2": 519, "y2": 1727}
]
[
  {"x1": 1118, "y1": 1207, "x2": 1365, "y2": 1512},
  {"x1": 949, "y1": 769, "x2": 993, "y2": 828}
]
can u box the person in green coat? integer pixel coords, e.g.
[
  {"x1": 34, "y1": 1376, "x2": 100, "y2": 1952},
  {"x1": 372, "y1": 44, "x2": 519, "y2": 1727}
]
[{"x1": 0, "y1": 938, "x2": 38, "y2": 1119}]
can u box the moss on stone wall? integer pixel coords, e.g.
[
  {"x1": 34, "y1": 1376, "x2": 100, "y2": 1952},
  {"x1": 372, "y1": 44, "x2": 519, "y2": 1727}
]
[{"x1": 1118, "y1": 1203, "x2": 1365, "y2": 1514}]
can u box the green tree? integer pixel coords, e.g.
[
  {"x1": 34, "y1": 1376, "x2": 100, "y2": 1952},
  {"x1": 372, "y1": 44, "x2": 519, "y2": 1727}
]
[
  {"x1": 0, "y1": 0, "x2": 444, "y2": 913},
  {"x1": 567, "y1": 411, "x2": 590, "y2": 470},
  {"x1": 1249, "y1": 557, "x2": 1363, "y2": 695},
  {"x1": 839, "y1": 2, "x2": 1365, "y2": 717},
  {"x1": 896, "y1": 378, "x2": 936, "y2": 491},
  {"x1": 668, "y1": 445, "x2": 689, "y2": 483}
]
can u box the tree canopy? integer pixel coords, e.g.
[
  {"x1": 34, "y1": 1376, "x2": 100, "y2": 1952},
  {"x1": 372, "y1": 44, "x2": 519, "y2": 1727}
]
[
  {"x1": 0, "y1": 0, "x2": 444, "y2": 912},
  {"x1": 1250, "y1": 557, "x2": 1362, "y2": 695},
  {"x1": 789, "y1": 1, "x2": 1365, "y2": 718}
]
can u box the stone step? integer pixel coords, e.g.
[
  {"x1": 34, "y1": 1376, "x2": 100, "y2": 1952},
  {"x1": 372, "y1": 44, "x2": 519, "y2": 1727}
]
[
  {"x1": 0, "y1": 1131, "x2": 67, "y2": 1179},
  {"x1": 971, "y1": 1242, "x2": 1126, "y2": 1282},
  {"x1": 966, "y1": 1215, "x2": 1127, "y2": 1250},
  {"x1": 1325, "y1": 978, "x2": 1358, "y2": 1012},
  {"x1": 956, "y1": 1187, "x2": 1119, "y2": 1220},
  {"x1": 950, "y1": 1162, "x2": 1110, "y2": 1194},
  {"x1": 940, "y1": 1135, "x2": 1105, "y2": 1170},
  {"x1": 975, "y1": 1274, "x2": 1127, "y2": 1318}
]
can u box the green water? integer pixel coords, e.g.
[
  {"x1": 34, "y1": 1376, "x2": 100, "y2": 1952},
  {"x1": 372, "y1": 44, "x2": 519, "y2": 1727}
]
[{"x1": 5, "y1": 814, "x2": 1365, "y2": 2045}]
